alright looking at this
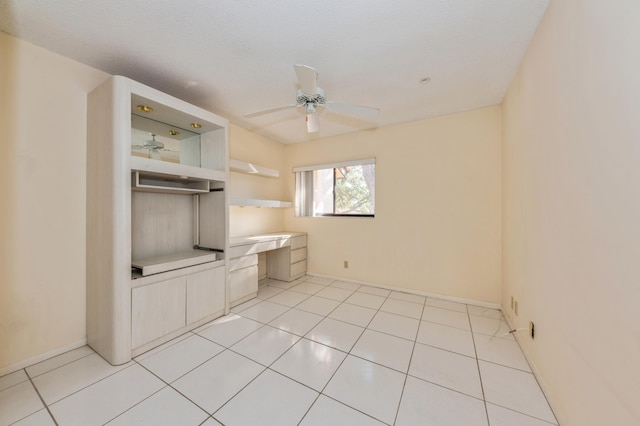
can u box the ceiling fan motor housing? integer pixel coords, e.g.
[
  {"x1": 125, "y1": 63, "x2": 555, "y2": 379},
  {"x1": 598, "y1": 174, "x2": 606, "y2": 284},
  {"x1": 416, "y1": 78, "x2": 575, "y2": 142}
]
[{"x1": 297, "y1": 88, "x2": 325, "y2": 107}]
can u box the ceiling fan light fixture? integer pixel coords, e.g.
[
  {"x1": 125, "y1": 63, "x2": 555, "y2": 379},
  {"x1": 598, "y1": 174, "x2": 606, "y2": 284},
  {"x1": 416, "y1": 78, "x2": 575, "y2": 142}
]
[{"x1": 306, "y1": 112, "x2": 319, "y2": 133}]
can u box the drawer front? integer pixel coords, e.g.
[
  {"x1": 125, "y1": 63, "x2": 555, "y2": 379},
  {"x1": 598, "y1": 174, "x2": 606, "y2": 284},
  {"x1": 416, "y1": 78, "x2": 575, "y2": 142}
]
[
  {"x1": 290, "y1": 247, "x2": 307, "y2": 264},
  {"x1": 228, "y1": 243, "x2": 258, "y2": 258},
  {"x1": 255, "y1": 240, "x2": 277, "y2": 253},
  {"x1": 229, "y1": 254, "x2": 258, "y2": 272},
  {"x1": 290, "y1": 235, "x2": 307, "y2": 250},
  {"x1": 132, "y1": 276, "x2": 186, "y2": 348},
  {"x1": 290, "y1": 260, "x2": 307, "y2": 279},
  {"x1": 229, "y1": 265, "x2": 258, "y2": 303}
]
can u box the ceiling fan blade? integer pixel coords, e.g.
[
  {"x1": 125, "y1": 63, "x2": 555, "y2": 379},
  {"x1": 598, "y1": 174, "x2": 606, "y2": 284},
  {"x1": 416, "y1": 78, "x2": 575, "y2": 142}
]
[
  {"x1": 325, "y1": 101, "x2": 380, "y2": 119},
  {"x1": 294, "y1": 64, "x2": 318, "y2": 95},
  {"x1": 149, "y1": 149, "x2": 162, "y2": 160},
  {"x1": 244, "y1": 104, "x2": 298, "y2": 118},
  {"x1": 306, "y1": 113, "x2": 319, "y2": 133}
]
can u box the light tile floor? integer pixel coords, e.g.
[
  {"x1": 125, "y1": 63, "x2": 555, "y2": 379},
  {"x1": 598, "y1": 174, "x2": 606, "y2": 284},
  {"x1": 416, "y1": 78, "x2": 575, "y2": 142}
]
[{"x1": 0, "y1": 275, "x2": 558, "y2": 425}]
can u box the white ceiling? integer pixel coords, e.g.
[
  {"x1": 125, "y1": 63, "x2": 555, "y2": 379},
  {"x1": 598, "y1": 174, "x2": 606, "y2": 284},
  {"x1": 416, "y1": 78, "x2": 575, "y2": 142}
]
[{"x1": 0, "y1": 0, "x2": 549, "y2": 144}]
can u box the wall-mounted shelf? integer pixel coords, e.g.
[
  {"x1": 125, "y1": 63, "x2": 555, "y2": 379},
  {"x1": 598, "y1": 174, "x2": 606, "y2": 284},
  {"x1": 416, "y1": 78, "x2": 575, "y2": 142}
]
[
  {"x1": 231, "y1": 198, "x2": 293, "y2": 208},
  {"x1": 229, "y1": 159, "x2": 279, "y2": 178}
]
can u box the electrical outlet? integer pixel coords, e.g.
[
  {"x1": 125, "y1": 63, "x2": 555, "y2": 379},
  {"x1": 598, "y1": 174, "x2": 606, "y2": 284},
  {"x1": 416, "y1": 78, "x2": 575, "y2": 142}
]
[
  {"x1": 514, "y1": 300, "x2": 519, "y2": 316},
  {"x1": 529, "y1": 321, "x2": 535, "y2": 339},
  {"x1": 343, "y1": 260, "x2": 349, "y2": 269}
]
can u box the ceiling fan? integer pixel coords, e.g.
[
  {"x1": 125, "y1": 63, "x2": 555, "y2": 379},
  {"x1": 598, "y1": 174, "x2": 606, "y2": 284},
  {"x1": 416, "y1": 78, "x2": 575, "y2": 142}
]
[
  {"x1": 131, "y1": 134, "x2": 176, "y2": 160},
  {"x1": 244, "y1": 64, "x2": 380, "y2": 133}
]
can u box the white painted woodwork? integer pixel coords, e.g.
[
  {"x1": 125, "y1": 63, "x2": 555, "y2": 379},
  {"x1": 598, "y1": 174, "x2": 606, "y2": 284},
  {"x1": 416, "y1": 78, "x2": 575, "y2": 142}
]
[
  {"x1": 131, "y1": 156, "x2": 226, "y2": 182},
  {"x1": 200, "y1": 128, "x2": 228, "y2": 173},
  {"x1": 87, "y1": 76, "x2": 132, "y2": 365},
  {"x1": 186, "y1": 266, "x2": 225, "y2": 324},
  {"x1": 131, "y1": 276, "x2": 187, "y2": 348},
  {"x1": 290, "y1": 260, "x2": 307, "y2": 279},
  {"x1": 229, "y1": 254, "x2": 258, "y2": 272},
  {"x1": 132, "y1": 171, "x2": 210, "y2": 194},
  {"x1": 290, "y1": 235, "x2": 307, "y2": 250},
  {"x1": 131, "y1": 260, "x2": 225, "y2": 288},
  {"x1": 257, "y1": 252, "x2": 267, "y2": 281},
  {"x1": 230, "y1": 198, "x2": 293, "y2": 208},
  {"x1": 87, "y1": 75, "x2": 229, "y2": 365},
  {"x1": 229, "y1": 265, "x2": 258, "y2": 305},
  {"x1": 290, "y1": 247, "x2": 307, "y2": 264},
  {"x1": 131, "y1": 192, "x2": 194, "y2": 261},
  {"x1": 132, "y1": 250, "x2": 217, "y2": 276},
  {"x1": 229, "y1": 159, "x2": 279, "y2": 178},
  {"x1": 199, "y1": 189, "x2": 227, "y2": 254},
  {"x1": 180, "y1": 135, "x2": 201, "y2": 167},
  {"x1": 228, "y1": 232, "x2": 307, "y2": 306}
]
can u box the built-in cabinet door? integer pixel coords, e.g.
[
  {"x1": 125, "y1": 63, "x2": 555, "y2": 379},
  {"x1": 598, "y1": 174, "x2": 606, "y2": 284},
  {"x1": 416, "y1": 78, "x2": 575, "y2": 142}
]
[
  {"x1": 186, "y1": 266, "x2": 225, "y2": 324},
  {"x1": 131, "y1": 277, "x2": 186, "y2": 348},
  {"x1": 229, "y1": 265, "x2": 258, "y2": 304}
]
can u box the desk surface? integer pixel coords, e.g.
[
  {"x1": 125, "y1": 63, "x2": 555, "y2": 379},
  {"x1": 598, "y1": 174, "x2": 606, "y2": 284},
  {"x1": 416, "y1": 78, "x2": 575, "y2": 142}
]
[{"x1": 230, "y1": 231, "x2": 306, "y2": 248}]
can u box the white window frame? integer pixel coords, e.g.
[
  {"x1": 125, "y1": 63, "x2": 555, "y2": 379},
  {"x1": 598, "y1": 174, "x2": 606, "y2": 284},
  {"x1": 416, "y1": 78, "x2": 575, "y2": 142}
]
[{"x1": 293, "y1": 158, "x2": 376, "y2": 218}]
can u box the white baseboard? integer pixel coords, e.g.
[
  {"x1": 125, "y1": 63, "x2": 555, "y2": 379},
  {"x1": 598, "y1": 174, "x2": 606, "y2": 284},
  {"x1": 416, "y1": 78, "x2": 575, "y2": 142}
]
[
  {"x1": 0, "y1": 338, "x2": 88, "y2": 377},
  {"x1": 306, "y1": 272, "x2": 501, "y2": 310}
]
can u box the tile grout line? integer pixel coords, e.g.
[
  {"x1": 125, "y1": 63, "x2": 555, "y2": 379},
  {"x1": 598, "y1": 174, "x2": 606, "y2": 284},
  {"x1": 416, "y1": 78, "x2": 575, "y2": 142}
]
[
  {"x1": 466, "y1": 303, "x2": 492, "y2": 426},
  {"x1": 296, "y1": 280, "x2": 392, "y2": 425},
  {"x1": 25, "y1": 349, "x2": 95, "y2": 381},
  {"x1": 391, "y1": 291, "x2": 426, "y2": 425},
  {"x1": 24, "y1": 368, "x2": 59, "y2": 426}
]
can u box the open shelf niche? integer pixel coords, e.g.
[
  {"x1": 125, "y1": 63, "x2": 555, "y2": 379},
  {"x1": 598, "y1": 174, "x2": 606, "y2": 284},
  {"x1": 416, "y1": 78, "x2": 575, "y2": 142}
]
[
  {"x1": 87, "y1": 76, "x2": 230, "y2": 365},
  {"x1": 229, "y1": 159, "x2": 292, "y2": 208}
]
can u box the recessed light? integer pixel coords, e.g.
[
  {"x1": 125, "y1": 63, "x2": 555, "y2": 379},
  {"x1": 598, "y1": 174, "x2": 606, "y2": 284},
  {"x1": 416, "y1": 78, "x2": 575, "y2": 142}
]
[
  {"x1": 191, "y1": 122, "x2": 202, "y2": 129},
  {"x1": 419, "y1": 77, "x2": 431, "y2": 85},
  {"x1": 136, "y1": 105, "x2": 153, "y2": 113},
  {"x1": 168, "y1": 130, "x2": 179, "y2": 136}
]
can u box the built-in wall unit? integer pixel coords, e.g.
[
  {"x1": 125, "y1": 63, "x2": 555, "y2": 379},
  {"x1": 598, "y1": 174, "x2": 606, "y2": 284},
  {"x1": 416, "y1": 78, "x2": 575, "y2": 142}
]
[{"x1": 87, "y1": 76, "x2": 229, "y2": 365}]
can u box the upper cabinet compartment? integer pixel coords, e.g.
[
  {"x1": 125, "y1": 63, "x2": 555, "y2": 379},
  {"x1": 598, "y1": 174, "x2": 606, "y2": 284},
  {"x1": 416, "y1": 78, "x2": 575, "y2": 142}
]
[
  {"x1": 127, "y1": 81, "x2": 228, "y2": 184},
  {"x1": 131, "y1": 115, "x2": 201, "y2": 167}
]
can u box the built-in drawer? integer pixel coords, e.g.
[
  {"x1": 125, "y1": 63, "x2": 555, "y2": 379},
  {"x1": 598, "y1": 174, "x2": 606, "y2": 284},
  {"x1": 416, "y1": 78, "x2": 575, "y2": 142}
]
[
  {"x1": 229, "y1": 253, "x2": 258, "y2": 272},
  {"x1": 229, "y1": 240, "x2": 284, "y2": 258},
  {"x1": 290, "y1": 247, "x2": 307, "y2": 264},
  {"x1": 290, "y1": 260, "x2": 307, "y2": 279},
  {"x1": 291, "y1": 235, "x2": 307, "y2": 250}
]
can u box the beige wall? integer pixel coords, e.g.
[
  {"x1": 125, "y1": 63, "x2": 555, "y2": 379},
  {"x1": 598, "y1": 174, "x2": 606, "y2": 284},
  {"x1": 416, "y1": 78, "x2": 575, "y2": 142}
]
[
  {"x1": 228, "y1": 124, "x2": 287, "y2": 237},
  {"x1": 284, "y1": 107, "x2": 502, "y2": 303},
  {"x1": 502, "y1": 0, "x2": 640, "y2": 424},
  {"x1": 0, "y1": 32, "x2": 108, "y2": 371}
]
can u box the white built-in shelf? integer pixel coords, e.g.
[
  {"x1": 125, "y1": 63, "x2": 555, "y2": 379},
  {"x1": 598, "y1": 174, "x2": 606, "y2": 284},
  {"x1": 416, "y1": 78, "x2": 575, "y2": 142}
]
[
  {"x1": 231, "y1": 198, "x2": 293, "y2": 208},
  {"x1": 229, "y1": 159, "x2": 279, "y2": 178},
  {"x1": 132, "y1": 171, "x2": 210, "y2": 194},
  {"x1": 132, "y1": 249, "x2": 218, "y2": 277},
  {"x1": 131, "y1": 156, "x2": 226, "y2": 182}
]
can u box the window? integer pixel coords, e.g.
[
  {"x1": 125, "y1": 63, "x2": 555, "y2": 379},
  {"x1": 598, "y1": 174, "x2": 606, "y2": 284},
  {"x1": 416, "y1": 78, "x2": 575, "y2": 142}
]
[{"x1": 294, "y1": 158, "x2": 375, "y2": 217}]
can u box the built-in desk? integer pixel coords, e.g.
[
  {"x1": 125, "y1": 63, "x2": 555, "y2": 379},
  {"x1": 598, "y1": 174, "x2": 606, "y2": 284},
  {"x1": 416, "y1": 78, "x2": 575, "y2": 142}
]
[{"x1": 229, "y1": 232, "x2": 307, "y2": 307}]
